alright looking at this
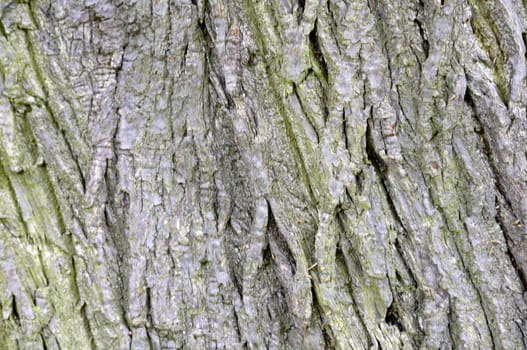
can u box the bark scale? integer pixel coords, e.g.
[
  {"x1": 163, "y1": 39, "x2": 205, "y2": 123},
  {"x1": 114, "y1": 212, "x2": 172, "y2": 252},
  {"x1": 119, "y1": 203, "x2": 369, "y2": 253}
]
[{"x1": 0, "y1": 0, "x2": 526, "y2": 349}]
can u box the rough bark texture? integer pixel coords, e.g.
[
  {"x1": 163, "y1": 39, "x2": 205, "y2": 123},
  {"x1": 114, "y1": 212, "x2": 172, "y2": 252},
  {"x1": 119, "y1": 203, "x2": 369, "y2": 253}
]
[{"x1": 1, "y1": 0, "x2": 526, "y2": 349}]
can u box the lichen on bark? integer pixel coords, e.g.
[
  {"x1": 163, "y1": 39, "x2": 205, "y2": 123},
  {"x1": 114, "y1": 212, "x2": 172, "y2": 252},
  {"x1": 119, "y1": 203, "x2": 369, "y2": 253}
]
[{"x1": 0, "y1": 0, "x2": 526, "y2": 349}]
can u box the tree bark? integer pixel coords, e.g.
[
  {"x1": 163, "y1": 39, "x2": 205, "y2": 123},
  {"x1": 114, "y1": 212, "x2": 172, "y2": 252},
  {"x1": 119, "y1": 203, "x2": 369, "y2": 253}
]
[{"x1": 0, "y1": 0, "x2": 526, "y2": 349}]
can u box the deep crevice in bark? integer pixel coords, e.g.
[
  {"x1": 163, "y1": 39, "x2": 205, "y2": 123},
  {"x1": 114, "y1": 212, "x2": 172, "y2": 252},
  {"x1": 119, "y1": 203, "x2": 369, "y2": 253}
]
[
  {"x1": 308, "y1": 20, "x2": 329, "y2": 84},
  {"x1": 292, "y1": 82, "x2": 320, "y2": 144},
  {"x1": 79, "y1": 298, "x2": 97, "y2": 350},
  {"x1": 297, "y1": 0, "x2": 305, "y2": 23},
  {"x1": 446, "y1": 297, "x2": 456, "y2": 348},
  {"x1": 385, "y1": 301, "x2": 403, "y2": 332},
  {"x1": 335, "y1": 240, "x2": 374, "y2": 348},
  {"x1": 0, "y1": 164, "x2": 30, "y2": 241},
  {"x1": 458, "y1": 220, "x2": 498, "y2": 348},
  {"x1": 494, "y1": 195, "x2": 527, "y2": 291},
  {"x1": 22, "y1": 25, "x2": 89, "y2": 190},
  {"x1": 11, "y1": 296, "x2": 20, "y2": 325},
  {"x1": 0, "y1": 20, "x2": 7, "y2": 38},
  {"x1": 268, "y1": 206, "x2": 296, "y2": 275},
  {"x1": 311, "y1": 282, "x2": 334, "y2": 349},
  {"x1": 144, "y1": 286, "x2": 155, "y2": 348},
  {"x1": 466, "y1": 1, "x2": 509, "y2": 105},
  {"x1": 464, "y1": 88, "x2": 527, "y2": 292},
  {"x1": 414, "y1": 1, "x2": 429, "y2": 59},
  {"x1": 231, "y1": 304, "x2": 245, "y2": 347},
  {"x1": 41, "y1": 334, "x2": 49, "y2": 350},
  {"x1": 365, "y1": 119, "x2": 406, "y2": 232},
  {"x1": 198, "y1": 15, "x2": 232, "y2": 108},
  {"x1": 393, "y1": 239, "x2": 418, "y2": 289},
  {"x1": 2, "y1": 1, "x2": 527, "y2": 348},
  {"x1": 342, "y1": 108, "x2": 349, "y2": 152}
]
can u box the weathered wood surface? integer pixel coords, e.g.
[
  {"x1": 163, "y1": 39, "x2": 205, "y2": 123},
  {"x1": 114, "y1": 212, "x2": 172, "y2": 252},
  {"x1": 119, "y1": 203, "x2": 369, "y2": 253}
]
[{"x1": 0, "y1": 0, "x2": 526, "y2": 348}]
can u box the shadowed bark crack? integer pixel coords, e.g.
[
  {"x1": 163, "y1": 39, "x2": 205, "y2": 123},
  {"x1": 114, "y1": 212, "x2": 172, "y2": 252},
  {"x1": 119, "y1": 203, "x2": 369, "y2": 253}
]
[
  {"x1": 464, "y1": 87, "x2": 527, "y2": 292},
  {"x1": 1, "y1": 0, "x2": 526, "y2": 348}
]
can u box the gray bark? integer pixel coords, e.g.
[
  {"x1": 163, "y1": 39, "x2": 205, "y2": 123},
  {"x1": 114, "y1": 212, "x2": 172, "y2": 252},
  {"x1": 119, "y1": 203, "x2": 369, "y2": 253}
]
[{"x1": 0, "y1": 0, "x2": 526, "y2": 349}]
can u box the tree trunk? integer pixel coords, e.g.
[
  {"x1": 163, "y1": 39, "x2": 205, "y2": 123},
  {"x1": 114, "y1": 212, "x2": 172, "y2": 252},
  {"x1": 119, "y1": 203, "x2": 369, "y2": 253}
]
[{"x1": 0, "y1": 0, "x2": 526, "y2": 348}]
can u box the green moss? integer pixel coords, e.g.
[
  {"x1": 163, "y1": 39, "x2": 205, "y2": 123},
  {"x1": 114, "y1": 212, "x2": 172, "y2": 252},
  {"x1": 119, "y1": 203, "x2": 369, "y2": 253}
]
[
  {"x1": 244, "y1": 0, "x2": 320, "y2": 206},
  {"x1": 468, "y1": 0, "x2": 509, "y2": 103}
]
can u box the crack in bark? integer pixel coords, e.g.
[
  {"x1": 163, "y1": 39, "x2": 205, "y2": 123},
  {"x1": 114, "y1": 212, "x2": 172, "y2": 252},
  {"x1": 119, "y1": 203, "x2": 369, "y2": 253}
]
[
  {"x1": 292, "y1": 83, "x2": 320, "y2": 144},
  {"x1": 244, "y1": 0, "x2": 317, "y2": 206},
  {"x1": 75, "y1": 261, "x2": 97, "y2": 350},
  {"x1": 0, "y1": 19, "x2": 7, "y2": 38},
  {"x1": 466, "y1": 0, "x2": 510, "y2": 105},
  {"x1": 21, "y1": 29, "x2": 88, "y2": 193},
  {"x1": 365, "y1": 118, "x2": 407, "y2": 232},
  {"x1": 268, "y1": 205, "x2": 297, "y2": 277},
  {"x1": 457, "y1": 221, "x2": 497, "y2": 349},
  {"x1": 335, "y1": 235, "x2": 374, "y2": 348},
  {"x1": 413, "y1": 3, "x2": 429, "y2": 59},
  {"x1": 231, "y1": 304, "x2": 246, "y2": 348},
  {"x1": 3, "y1": 1, "x2": 527, "y2": 348},
  {"x1": 310, "y1": 282, "x2": 334, "y2": 349},
  {"x1": 464, "y1": 87, "x2": 527, "y2": 292},
  {"x1": 385, "y1": 301, "x2": 403, "y2": 332},
  {"x1": 446, "y1": 296, "x2": 456, "y2": 348},
  {"x1": 296, "y1": 0, "x2": 305, "y2": 24},
  {"x1": 144, "y1": 286, "x2": 154, "y2": 350},
  {"x1": 308, "y1": 21, "x2": 329, "y2": 85},
  {"x1": 417, "y1": 152, "x2": 500, "y2": 347},
  {"x1": 10, "y1": 295, "x2": 20, "y2": 326},
  {"x1": 0, "y1": 164, "x2": 31, "y2": 241},
  {"x1": 494, "y1": 195, "x2": 527, "y2": 290}
]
